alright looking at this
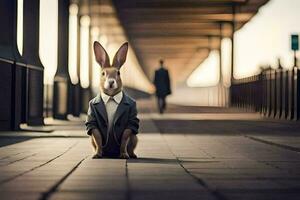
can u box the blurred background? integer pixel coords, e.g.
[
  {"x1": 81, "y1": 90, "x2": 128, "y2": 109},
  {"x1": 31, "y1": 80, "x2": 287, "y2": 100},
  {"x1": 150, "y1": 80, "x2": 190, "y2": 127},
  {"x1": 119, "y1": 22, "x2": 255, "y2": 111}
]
[{"x1": 0, "y1": 0, "x2": 299, "y2": 130}]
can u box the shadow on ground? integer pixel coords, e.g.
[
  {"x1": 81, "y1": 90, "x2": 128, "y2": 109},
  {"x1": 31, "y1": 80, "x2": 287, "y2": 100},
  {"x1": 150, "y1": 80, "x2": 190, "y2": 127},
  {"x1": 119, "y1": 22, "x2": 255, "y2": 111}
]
[
  {"x1": 128, "y1": 157, "x2": 178, "y2": 164},
  {"x1": 0, "y1": 136, "x2": 33, "y2": 147},
  {"x1": 151, "y1": 119, "x2": 300, "y2": 136}
]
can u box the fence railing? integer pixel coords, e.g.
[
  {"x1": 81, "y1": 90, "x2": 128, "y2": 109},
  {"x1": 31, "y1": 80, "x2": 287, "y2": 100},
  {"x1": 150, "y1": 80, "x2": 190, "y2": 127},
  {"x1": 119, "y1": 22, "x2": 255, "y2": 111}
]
[{"x1": 231, "y1": 67, "x2": 300, "y2": 120}]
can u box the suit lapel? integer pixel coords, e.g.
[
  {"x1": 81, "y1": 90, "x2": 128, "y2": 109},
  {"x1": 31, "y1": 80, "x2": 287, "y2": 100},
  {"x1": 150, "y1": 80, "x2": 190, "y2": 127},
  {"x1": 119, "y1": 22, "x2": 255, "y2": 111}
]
[
  {"x1": 94, "y1": 96, "x2": 108, "y2": 124},
  {"x1": 113, "y1": 93, "x2": 129, "y2": 125}
]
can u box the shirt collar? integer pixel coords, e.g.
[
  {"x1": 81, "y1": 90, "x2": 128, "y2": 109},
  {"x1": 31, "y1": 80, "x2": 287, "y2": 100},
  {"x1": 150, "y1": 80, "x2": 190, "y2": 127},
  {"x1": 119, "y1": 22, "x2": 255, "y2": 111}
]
[{"x1": 101, "y1": 91, "x2": 123, "y2": 105}]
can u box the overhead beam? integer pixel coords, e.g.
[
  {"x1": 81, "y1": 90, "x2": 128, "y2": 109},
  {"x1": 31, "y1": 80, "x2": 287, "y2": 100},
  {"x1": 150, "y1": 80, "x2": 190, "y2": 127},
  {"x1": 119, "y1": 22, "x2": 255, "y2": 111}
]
[
  {"x1": 128, "y1": 33, "x2": 225, "y2": 38},
  {"x1": 115, "y1": 0, "x2": 247, "y2": 9},
  {"x1": 120, "y1": 6, "x2": 259, "y2": 15},
  {"x1": 119, "y1": 13, "x2": 254, "y2": 23}
]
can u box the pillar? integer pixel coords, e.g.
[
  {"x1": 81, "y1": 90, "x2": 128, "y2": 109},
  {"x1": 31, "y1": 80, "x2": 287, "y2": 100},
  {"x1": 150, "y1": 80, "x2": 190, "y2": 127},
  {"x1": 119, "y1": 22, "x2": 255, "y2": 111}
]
[
  {"x1": 70, "y1": 4, "x2": 82, "y2": 117},
  {"x1": 53, "y1": 0, "x2": 71, "y2": 119},
  {"x1": 230, "y1": 25, "x2": 235, "y2": 83},
  {"x1": 23, "y1": 0, "x2": 44, "y2": 125},
  {"x1": 0, "y1": 0, "x2": 26, "y2": 130},
  {"x1": 219, "y1": 24, "x2": 223, "y2": 85},
  {"x1": 218, "y1": 23, "x2": 224, "y2": 107},
  {"x1": 229, "y1": 5, "x2": 236, "y2": 107},
  {"x1": 72, "y1": 12, "x2": 82, "y2": 116},
  {"x1": 79, "y1": 15, "x2": 92, "y2": 113}
]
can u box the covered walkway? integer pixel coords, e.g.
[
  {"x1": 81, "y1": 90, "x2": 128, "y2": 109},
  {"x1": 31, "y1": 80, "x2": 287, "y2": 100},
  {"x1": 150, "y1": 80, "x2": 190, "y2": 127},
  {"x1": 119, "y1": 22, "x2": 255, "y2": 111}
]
[{"x1": 1, "y1": 0, "x2": 300, "y2": 199}]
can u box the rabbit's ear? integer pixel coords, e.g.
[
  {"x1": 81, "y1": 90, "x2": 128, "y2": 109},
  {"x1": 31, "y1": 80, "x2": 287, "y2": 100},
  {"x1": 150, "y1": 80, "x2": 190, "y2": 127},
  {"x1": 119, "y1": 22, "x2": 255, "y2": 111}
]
[
  {"x1": 112, "y1": 42, "x2": 128, "y2": 69},
  {"x1": 93, "y1": 41, "x2": 110, "y2": 68}
]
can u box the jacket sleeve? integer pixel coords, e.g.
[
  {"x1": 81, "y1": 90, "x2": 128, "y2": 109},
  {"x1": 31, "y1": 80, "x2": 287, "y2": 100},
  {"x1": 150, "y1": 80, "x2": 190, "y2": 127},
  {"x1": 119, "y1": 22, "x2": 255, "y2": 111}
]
[
  {"x1": 126, "y1": 101, "x2": 139, "y2": 135},
  {"x1": 85, "y1": 101, "x2": 98, "y2": 135}
]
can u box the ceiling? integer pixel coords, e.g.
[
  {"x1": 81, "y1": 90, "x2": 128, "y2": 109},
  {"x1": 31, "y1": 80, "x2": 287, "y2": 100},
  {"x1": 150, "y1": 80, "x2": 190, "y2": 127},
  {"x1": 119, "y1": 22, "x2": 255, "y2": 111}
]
[
  {"x1": 76, "y1": 0, "x2": 269, "y2": 86},
  {"x1": 112, "y1": 0, "x2": 269, "y2": 84}
]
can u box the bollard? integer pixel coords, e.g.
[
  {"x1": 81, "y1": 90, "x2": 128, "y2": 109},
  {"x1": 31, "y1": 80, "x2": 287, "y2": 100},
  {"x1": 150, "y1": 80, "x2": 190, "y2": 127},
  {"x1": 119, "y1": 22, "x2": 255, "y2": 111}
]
[
  {"x1": 281, "y1": 70, "x2": 289, "y2": 119},
  {"x1": 249, "y1": 77, "x2": 252, "y2": 110},
  {"x1": 256, "y1": 74, "x2": 263, "y2": 112},
  {"x1": 247, "y1": 78, "x2": 250, "y2": 110},
  {"x1": 241, "y1": 78, "x2": 248, "y2": 110},
  {"x1": 293, "y1": 67, "x2": 299, "y2": 120},
  {"x1": 252, "y1": 76, "x2": 257, "y2": 111},
  {"x1": 287, "y1": 69, "x2": 294, "y2": 120},
  {"x1": 237, "y1": 80, "x2": 241, "y2": 108},
  {"x1": 275, "y1": 68, "x2": 282, "y2": 118},
  {"x1": 261, "y1": 71, "x2": 267, "y2": 116},
  {"x1": 249, "y1": 79, "x2": 252, "y2": 110},
  {"x1": 270, "y1": 69, "x2": 276, "y2": 118},
  {"x1": 266, "y1": 69, "x2": 272, "y2": 117}
]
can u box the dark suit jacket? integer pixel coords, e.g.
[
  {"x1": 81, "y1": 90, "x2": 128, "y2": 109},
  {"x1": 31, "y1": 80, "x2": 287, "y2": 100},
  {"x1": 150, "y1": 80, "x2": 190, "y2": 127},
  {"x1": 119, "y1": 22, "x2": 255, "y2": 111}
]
[
  {"x1": 85, "y1": 92, "x2": 139, "y2": 146},
  {"x1": 153, "y1": 67, "x2": 171, "y2": 97}
]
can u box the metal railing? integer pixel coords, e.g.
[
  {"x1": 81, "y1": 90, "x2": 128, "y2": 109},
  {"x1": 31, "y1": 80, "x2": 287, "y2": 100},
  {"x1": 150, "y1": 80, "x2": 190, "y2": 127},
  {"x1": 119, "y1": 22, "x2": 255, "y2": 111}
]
[{"x1": 231, "y1": 67, "x2": 300, "y2": 120}]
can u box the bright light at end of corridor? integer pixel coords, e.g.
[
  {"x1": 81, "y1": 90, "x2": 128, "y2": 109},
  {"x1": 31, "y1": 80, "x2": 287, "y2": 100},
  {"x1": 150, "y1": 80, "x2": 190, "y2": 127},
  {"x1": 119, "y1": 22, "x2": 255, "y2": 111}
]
[
  {"x1": 187, "y1": 0, "x2": 300, "y2": 85},
  {"x1": 234, "y1": 0, "x2": 300, "y2": 78},
  {"x1": 187, "y1": 50, "x2": 220, "y2": 87}
]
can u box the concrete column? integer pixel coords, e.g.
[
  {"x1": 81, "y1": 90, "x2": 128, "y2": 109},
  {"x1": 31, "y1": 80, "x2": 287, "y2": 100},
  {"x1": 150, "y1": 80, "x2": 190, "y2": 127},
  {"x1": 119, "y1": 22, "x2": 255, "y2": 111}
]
[
  {"x1": 230, "y1": 24, "x2": 235, "y2": 82},
  {"x1": 219, "y1": 23, "x2": 223, "y2": 85},
  {"x1": 230, "y1": 4, "x2": 236, "y2": 83},
  {"x1": 219, "y1": 45, "x2": 224, "y2": 106},
  {"x1": 218, "y1": 23, "x2": 224, "y2": 107},
  {"x1": 79, "y1": 15, "x2": 92, "y2": 113},
  {"x1": 71, "y1": 6, "x2": 82, "y2": 117},
  {"x1": 53, "y1": 0, "x2": 71, "y2": 119},
  {"x1": 73, "y1": 11, "x2": 82, "y2": 116},
  {"x1": 23, "y1": 0, "x2": 44, "y2": 125},
  {"x1": 0, "y1": 0, "x2": 26, "y2": 130},
  {"x1": 89, "y1": 26, "x2": 93, "y2": 93},
  {"x1": 229, "y1": 5, "x2": 236, "y2": 107}
]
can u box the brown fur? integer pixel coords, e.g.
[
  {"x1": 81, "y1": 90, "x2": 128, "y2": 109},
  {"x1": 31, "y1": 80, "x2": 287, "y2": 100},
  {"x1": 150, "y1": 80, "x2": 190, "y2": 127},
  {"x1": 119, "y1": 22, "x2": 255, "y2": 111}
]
[
  {"x1": 100, "y1": 67, "x2": 122, "y2": 96},
  {"x1": 91, "y1": 41, "x2": 138, "y2": 159}
]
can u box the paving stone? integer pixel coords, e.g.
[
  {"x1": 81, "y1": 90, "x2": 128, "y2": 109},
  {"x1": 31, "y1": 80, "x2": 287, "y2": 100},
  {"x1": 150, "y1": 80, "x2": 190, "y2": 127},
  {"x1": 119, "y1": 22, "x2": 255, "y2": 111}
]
[
  {"x1": 59, "y1": 180, "x2": 128, "y2": 192},
  {"x1": 131, "y1": 191, "x2": 217, "y2": 200},
  {"x1": 0, "y1": 104, "x2": 300, "y2": 200},
  {"x1": 204, "y1": 179, "x2": 283, "y2": 190},
  {"x1": 0, "y1": 192, "x2": 41, "y2": 200},
  {"x1": 50, "y1": 191, "x2": 126, "y2": 200},
  {"x1": 221, "y1": 190, "x2": 300, "y2": 200}
]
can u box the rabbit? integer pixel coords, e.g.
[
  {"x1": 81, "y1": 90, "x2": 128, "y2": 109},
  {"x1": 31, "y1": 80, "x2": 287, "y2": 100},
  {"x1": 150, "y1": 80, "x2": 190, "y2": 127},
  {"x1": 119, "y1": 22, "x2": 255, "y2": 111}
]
[{"x1": 85, "y1": 41, "x2": 139, "y2": 159}]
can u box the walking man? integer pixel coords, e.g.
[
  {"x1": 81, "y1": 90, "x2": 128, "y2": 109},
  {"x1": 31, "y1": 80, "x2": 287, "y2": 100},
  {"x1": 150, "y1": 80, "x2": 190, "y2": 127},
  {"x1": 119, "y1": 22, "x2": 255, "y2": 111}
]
[{"x1": 153, "y1": 59, "x2": 171, "y2": 114}]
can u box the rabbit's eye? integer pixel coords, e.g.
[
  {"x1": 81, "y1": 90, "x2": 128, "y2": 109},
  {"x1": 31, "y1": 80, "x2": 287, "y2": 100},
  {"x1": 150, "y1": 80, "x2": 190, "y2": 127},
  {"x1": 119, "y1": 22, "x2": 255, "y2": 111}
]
[
  {"x1": 102, "y1": 71, "x2": 105, "y2": 76},
  {"x1": 117, "y1": 71, "x2": 120, "y2": 75}
]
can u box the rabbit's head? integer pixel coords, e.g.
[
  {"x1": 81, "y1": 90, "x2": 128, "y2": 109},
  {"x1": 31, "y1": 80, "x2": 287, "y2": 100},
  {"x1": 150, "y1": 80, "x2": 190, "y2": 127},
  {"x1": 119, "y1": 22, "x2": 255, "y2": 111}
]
[{"x1": 93, "y1": 41, "x2": 128, "y2": 96}]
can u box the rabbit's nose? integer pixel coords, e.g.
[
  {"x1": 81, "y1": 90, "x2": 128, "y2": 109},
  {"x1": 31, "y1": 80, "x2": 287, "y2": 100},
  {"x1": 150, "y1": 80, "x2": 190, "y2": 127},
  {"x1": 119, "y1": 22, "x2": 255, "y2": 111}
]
[{"x1": 109, "y1": 80, "x2": 114, "y2": 87}]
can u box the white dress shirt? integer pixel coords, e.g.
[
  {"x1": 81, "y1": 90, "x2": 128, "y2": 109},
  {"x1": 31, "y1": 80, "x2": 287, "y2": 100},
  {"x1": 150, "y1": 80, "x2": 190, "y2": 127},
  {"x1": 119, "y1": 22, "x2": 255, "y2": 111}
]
[{"x1": 101, "y1": 91, "x2": 123, "y2": 132}]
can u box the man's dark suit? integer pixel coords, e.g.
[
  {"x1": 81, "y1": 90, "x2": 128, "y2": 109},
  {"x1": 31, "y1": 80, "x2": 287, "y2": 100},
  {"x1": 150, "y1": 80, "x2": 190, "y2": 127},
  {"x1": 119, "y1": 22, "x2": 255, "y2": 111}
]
[{"x1": 153, "y1": 67, "x2": 171, "y2": 113}]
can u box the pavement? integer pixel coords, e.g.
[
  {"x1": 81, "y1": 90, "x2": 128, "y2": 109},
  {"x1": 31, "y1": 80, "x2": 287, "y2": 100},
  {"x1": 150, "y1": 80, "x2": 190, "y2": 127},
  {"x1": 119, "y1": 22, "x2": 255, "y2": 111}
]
[{"x1": 0, "y1": 100, "x2": 300, "y2": 200}]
